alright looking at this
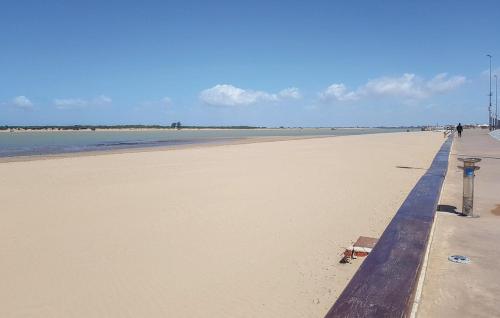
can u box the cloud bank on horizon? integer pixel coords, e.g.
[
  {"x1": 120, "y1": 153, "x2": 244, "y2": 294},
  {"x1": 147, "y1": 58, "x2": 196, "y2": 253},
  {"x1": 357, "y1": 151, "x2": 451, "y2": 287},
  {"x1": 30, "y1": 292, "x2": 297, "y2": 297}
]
[
  {"x1": 0, "y1": 69, "x2": 481, "y2": 127},
  {"x1": 2, "y1": 72, "x2": 467, "y2": 112},
  {"x1": 199, "y1": 85, "x2": 301, "y2": 106},
  {"x1": 320, "y1": 73, "x2": 466, "y2": 103}
]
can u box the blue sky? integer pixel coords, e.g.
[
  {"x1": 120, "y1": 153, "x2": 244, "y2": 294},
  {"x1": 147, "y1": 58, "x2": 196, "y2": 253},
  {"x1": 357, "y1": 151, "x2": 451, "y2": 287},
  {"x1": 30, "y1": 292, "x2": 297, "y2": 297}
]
[{"x1": 1, "y1": 0, "x2": 499, "y2": 126}]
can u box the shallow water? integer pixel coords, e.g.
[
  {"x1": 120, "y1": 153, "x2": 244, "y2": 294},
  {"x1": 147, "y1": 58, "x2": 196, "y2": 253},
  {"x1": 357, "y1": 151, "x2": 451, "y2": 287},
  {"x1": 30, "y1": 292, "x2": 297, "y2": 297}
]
[{"x1": 0, "y1": 128, "x2": 408, "y2": 157}]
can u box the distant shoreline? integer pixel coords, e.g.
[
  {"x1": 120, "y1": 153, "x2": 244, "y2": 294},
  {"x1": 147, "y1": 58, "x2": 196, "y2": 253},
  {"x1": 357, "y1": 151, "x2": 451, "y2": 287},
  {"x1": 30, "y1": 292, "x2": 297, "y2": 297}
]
[
  {"x1": 1, "y1": 127, "x2": 334, "y2": 133},
  {"x1": 0, "y1": 126, "x2": 419, "y2": 133}
]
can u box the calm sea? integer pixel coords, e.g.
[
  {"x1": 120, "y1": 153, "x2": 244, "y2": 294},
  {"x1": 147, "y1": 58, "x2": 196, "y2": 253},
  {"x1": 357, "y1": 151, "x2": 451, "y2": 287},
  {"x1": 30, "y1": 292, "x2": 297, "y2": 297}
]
[{"x1": 0, "y1": 128, "x2": 409, "y2": 158}]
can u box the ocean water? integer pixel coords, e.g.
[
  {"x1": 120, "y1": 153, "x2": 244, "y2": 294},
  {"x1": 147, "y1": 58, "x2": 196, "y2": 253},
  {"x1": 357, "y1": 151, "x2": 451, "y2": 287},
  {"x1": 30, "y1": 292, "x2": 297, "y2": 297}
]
[{"x1": 0, "y1": 128, "x2": 408, "y2": 158}]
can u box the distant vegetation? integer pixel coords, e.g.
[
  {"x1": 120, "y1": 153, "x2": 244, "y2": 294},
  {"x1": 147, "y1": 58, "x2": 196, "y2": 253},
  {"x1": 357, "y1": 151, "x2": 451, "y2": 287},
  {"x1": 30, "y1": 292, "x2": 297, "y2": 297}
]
[
  {"x1": 0, "y1": 125, "x2": 266, "y2": 131},
  {"x1": 0, "y1": 125, "x2": 437, "y2": 131}
]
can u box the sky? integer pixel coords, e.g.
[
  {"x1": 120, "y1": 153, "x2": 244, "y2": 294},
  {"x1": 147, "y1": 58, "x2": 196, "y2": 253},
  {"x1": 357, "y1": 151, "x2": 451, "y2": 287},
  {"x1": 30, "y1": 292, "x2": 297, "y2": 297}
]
[{"x1": 1, "y1": 0, "x2": 500, "y2": 127}]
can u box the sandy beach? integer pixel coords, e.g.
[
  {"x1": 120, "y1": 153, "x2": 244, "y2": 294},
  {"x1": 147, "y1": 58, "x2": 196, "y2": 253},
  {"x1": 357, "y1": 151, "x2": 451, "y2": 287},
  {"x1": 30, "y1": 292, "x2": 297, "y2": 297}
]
[{"x1": 0, "y1": 132, "x2": 443, "y2": 317}]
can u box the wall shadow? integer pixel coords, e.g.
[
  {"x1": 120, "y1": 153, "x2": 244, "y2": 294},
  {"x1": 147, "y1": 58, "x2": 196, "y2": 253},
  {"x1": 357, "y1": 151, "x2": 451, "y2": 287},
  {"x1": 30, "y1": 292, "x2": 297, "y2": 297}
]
[{"x1": 437, "y1": 204, "x2": 460, "y2": 215}]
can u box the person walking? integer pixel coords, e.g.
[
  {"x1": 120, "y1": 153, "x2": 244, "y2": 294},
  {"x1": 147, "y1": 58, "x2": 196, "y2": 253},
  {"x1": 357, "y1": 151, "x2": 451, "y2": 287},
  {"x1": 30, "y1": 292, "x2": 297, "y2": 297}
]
[{"x1": 456, "y1": 123, "x2": 463, "y2": 138}]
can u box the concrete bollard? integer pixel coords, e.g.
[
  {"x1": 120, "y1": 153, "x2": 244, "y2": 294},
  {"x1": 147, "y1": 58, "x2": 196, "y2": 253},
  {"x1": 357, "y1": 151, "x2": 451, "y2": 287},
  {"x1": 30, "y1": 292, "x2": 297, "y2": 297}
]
[{"x1": 458, "y1": 157, "x2": 481, "y2": 217}]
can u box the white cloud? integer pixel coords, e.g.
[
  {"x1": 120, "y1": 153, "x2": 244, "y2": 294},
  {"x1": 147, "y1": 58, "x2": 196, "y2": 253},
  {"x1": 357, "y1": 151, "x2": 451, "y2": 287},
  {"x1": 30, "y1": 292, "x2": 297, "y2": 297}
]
[
  {"x1": 54, "y1": 95, "x2": 112, "y2": 109},
  {"x1": 320, "y1": 73, "x2": 466, "y2": 103},
  {"x1": 426, "y1": 73, "x2": 466, "y2": 93},
  {"x1": 200, "y1": 84, "x2": 301, "y2": 106},
  {"x1": 362, "y1": 73, "x2": 427, "y2": 98},
  {"x1": 200, "y1": 84, "x2": 275, "y2": 106},
  {"x1": 278, "y1": 87, "x2": 302, "y2": 99},
  {"x1": 481, "y1": 68, "x2": 500, "y2": 78},
  {"x1": 10, "y1": 96, "x2": 34, "y2": 110},
  {"x1": 320, "y1": 84, "x2": 359, "y2": 101},
  {"x1": 94, "y1": 95, "x2": 112, "y2": 104}
]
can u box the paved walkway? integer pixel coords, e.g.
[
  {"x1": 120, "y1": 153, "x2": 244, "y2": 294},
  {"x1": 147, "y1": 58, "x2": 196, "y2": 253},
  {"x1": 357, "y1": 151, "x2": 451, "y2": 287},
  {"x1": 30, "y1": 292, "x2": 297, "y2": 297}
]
[{"x1": 418, "y1": 129, "x2": 500, "y2": 317}]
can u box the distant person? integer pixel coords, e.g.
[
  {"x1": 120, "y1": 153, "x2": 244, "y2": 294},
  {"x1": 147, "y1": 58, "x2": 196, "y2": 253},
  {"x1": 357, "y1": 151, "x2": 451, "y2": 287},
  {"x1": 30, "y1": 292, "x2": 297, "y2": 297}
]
[{"x1": 456, "y1": 123, "x2": 463, "y2": 138}]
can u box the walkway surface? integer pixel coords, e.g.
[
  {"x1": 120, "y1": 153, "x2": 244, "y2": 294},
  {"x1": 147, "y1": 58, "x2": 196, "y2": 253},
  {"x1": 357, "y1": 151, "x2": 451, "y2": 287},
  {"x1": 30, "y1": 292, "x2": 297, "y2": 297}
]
[{"x1": 418, "y1": 129, "x2": 500, "y2": 317}]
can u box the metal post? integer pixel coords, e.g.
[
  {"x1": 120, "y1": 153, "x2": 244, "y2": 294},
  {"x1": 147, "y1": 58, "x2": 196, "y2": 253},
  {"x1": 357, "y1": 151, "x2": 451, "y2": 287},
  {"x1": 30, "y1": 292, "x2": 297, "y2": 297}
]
[
  {"x1": 495, "y1": 74, "x2": 498, "y2": 129},
  {"x1": 458, "y1": 158, "x2": 481, "y2": 217},
  {"x1": 487, "y1": 54, "x2": 493, "y2": 130}
]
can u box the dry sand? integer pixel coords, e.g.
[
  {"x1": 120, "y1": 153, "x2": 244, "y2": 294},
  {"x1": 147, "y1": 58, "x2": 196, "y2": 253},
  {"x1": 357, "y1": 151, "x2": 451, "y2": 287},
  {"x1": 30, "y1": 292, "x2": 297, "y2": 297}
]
[{"x1": 0, "y1": 132, "x2": 443, "y2": 317}]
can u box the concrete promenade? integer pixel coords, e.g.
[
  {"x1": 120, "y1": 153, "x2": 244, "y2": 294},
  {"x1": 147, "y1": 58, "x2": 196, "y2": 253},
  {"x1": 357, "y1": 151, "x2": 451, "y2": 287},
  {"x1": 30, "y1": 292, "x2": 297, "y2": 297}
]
[{"x1": 418, "y1": 129, "x2": 500, "y2": 317}]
